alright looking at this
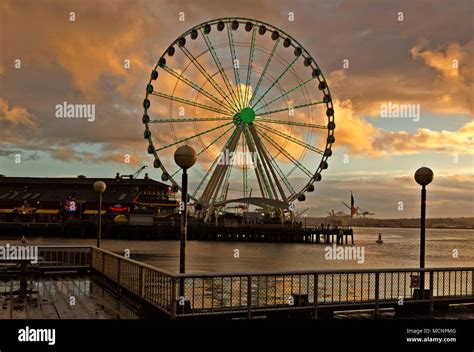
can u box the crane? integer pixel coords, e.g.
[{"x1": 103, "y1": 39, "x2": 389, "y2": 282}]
[
  {"x1": 357, "y1": 205, "x2": 375, "y2": 218},
  {"x1": 117, "y1": 165, "x2": 148, "y2": 180},
  {"x1": 296, "y1": 208, "x2": 309, "y2": 216},
  {"x1": 342, "y1": 202, "x2": 374, "y2": 218}
]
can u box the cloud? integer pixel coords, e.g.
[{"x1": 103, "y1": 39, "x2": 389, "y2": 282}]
[
  {"x1": 334, "y1": 98, "x2": 474, "y2": 157},
  {"x1": 307, "y1": 174, "x2": 474, "y2": 218},
  {"x1": 331, "y1": 99, "x2": 381, "y2": 157},
  {"x1": 0, "y1": 98, "x2": 38, "y2": 128},
  {"x1": 327, "y1": 40, "x2": 474, "y2": 118},
  {"x1": 410, "y1": 40, "x2": 474, "y2": 115},
  {"x1": 47, "y1": 145, "x2": 146, "y2": 166},
  {"x1": 372, "y1": 121, "x2": 474, "y2": 155},
  {"x1": 0, "y1": 0, "x2": 472, "y2": 208}
]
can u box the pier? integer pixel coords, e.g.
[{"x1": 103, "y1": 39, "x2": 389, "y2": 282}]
[
  {"x1": 1, "y1": 246, "x2": 473, "y2": 319},
  {"x1": 0, "y1": 222, "x2": 354, "y2": 244}
]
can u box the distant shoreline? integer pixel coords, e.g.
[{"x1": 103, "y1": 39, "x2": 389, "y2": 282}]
[
  {"x1": 307, "y1": 217, "x2": 474, "y2": 230},
  {"x1": 351, "y1": 225, "x2": 474, "y2": 230}
]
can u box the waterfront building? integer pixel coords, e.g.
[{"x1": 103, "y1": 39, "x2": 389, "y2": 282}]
[{"x1": 0, "y1": 175, "x2": 178, "y2": 224}]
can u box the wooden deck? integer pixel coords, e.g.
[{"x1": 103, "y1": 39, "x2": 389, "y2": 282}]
[{"x1": 0, "y1": 274, "x2": 139, "y2": 319}]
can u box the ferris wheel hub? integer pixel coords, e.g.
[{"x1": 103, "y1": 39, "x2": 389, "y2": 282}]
[{"x1": 238, "y1": 107, "x2": 256, "y2": 124}]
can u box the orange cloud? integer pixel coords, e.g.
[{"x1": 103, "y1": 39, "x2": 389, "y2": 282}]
[
  {"x1": 331, "y1": 99, "x2": 381, "y2": 156},
  {"x1": 328, "y1": 41, "x2": 474, "y2": 118},
  {"x1": 333, "y1": 98, "x2": 474, "y2": 157},
  {"x1": 410, "y1": 40, "x2": 473, "y2": 115},
  {"x1": 0, "y1": 98, "x2": 38, "y2": 128}
]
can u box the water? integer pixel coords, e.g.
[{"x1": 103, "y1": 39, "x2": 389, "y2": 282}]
[{"x1": 1, "y1": 227, "x2": 472, "y2": 273}]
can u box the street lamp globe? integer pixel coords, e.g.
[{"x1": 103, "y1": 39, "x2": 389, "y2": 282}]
[
  {"x1": 93, "y1": 181, "x2": 107, "y2": 193},
  {"x1": 174, "y1": 145, "x2": 197, "y2": 169},
  {"x1": 414, "y1": 167, "x2": 434, "y2": 187}
]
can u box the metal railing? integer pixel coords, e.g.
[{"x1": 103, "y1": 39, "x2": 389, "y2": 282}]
[
  {"x1": 90, "y1": 247, "x2": 175, "y2": 315},
  {"x1": 29, "y1": 246, "x2": 474, "y2": 318},
  {"x1": 177, "y1": 268, "x2": 474, "y2": 317},
  {"x1": 38, "y1": 246, "x2": 91, "y2": 269}
]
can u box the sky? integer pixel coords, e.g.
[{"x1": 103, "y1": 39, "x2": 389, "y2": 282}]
[{"x1": 0, "y1": 0, "x2": 472, "y2": 218}]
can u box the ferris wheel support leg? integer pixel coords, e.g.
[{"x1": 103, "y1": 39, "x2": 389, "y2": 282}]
[
  {"x1": 243, "y1": 127, "x2": 273, "y2": 199},
  {"x1": 249, "y1": 125, "x2": 288, "y2": 205},
  {"x1": 203, "y1": 126, "x2": 243, "y2": 223}
]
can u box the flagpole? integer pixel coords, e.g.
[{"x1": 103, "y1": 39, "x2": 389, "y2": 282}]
[{"x1": 350, "y1": 191, "x2": 353, "y2": 229}]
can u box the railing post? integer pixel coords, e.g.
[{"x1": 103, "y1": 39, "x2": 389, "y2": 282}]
[
  {"x1": 429, "y1": 270, "x2": 434, "y2": 316},
  {"x1": 171, "y1": 277, "x2": 177, "y2": 320},
  {"x1": 374, "y1": 272, "x2": 379, "y2": 317},
  {"x1": 139, "y1": 266, "x2": 145, "y2": 297},
  {"x1": 138, "y1": 266, "x2": 144, "y2": 315},
  {"x1": 472, "y1": 270, "x2": 474, "y2": 297},
  {"x1": 247, "y1": 276, "x2": 252, "y2": 319},
  {"x1": 102, "y1": 251, "x2": 105, "y2": 275},
  {"x1": 117, "y1": 257, "x2": 121, "y2": 285},
  {"x1": 313, "y1": 274, "x2": 318, "y2": 319}
]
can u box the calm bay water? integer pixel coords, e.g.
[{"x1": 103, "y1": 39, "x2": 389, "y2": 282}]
[{"x1": 1, "y1": 227, "x2": 473, "y2": 273}]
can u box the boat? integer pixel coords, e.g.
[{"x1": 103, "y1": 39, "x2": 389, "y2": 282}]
[{"x1": 376, "y1": 233, "x2": 383, "y2": 244}]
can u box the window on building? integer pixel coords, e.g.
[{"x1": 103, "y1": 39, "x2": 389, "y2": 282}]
[
  {"x1": 22, "y1": 193, "x2": 33, "y2": 200},
  {"x1": 118, "y1": 193, "x2": 127, "y2": 201}
]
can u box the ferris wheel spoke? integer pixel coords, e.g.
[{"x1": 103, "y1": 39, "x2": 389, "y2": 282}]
[
  {"x1": 251, "y1": 56, "x2": 299, "y2": 110},
  {"x1": 196, "y1": 124, "x2": 235, "y2": 157},
  {"x1": 155, "y1": 121, "x2": 234, "y2": 152},
  {"x1": 149, "y1": 117, "x2": 233, "y2": 123},
  {"x1": 219, "y1": 156, "x2": 235, "y2": 202},
  {"x1": 226, "y1": 24, "x2": 244, "y2": 109},
  {"x1": 254, "y1": 77, "x2": 315, "y2": 113},
  {"x1": 255, "y1": 126, "x2": 313, "y2": 178},
  {"x1": 257, "y1": 100, "x2": 325, "y2": 117},
  {"x1": 255, "y1": 117, "x2": 327, "y2": 129},
  {"x1": 241, "y1": 133, "x2": 249, "y2": 201},
  {"x1": 242, "y1": 127, "x2": 273, "y2": 199},
  {"x1": 244, "y1": 26, "x2": 257, "y2": 107},
  {"x1": 193, "y1": 126, "x2": 241, "y2": 199},
  {"x1": 179, "y1": 46, "x2": 238, "y2": 112},
  {"x1": 255, "y1": 122, "x2": 324, "y2": 154},
  {"x1": 253, "y1": 128, "x2": 297, "y2": 195},
  {"x1": 248, "y1": 38, "x2": 280, "y2": 107},
  {"x1": 248, "y1": 125, "x2": 287, "y2": 202},
  {"x1": 162, "y1": 65, "x2": 236, "y2": 114},
  {"x1": 194, "y1": 124, "x2": 235, "y2": 193},
  {"x1": 150, "y1": 91, "x2": 231, "y2": 115},
  {"x1": 202, "y1": 126, "x2": 243, "y2": 221},
  {"x1": 200, "y1": 29, "x2": 241, "y2": 111}
]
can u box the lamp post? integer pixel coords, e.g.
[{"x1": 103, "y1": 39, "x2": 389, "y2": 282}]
[
  {"x1": 414, "y1": 167, "x2": 433, "y2": 299},
  {"x1": 93, "y1": 181, "x2": 107, "y2": 248},
  {"x1": 174, "y1": 145, "x2": 197, "y2": 298}
]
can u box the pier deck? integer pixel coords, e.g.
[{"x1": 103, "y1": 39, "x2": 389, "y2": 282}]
[{"x1": 0, "y1": 274, "x2": 139, "y2": 319}]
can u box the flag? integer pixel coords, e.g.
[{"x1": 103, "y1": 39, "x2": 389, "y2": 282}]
[{"x1": 350, "y1": 192, "x2": 357, "y2": 218}]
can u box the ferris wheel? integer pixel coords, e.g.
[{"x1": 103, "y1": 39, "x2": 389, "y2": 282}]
[{"x1": 142, "y1": 17, "x2": 335, "y2": 221}]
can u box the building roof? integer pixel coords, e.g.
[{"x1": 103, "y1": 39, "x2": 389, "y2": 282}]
[
  {"x1": 0, "y1": 176, "x2": 175, "y2": 205},
  {"x1": 0, "y1": 176, "x2": 168, "y2": 187}
]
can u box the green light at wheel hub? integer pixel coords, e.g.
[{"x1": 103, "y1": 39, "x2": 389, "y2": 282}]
[{"x1": 238, "y1": 107, "x2": 255, "y2": 124}]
